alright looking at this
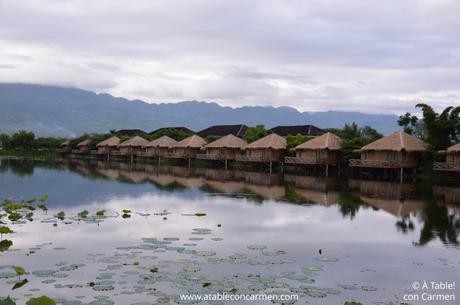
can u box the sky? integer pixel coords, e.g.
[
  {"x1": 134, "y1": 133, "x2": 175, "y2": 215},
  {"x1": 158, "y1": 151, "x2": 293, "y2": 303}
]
[{"x1": 0, "y1": 0, "x2": 459, "y2": 114}]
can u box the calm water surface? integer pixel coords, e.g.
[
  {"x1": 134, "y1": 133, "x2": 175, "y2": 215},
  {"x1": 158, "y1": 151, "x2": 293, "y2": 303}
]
[{"x1": 0, "y1": 159, "x2": 459, "y2": 305}]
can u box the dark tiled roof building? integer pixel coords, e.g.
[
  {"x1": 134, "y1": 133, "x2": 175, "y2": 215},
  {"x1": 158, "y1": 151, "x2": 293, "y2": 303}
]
[
  {"x1": 197, "y1": 124, "x2": 248, "y2": 138},
  {"x1": 270, "y1": 125, "x2": 324, "y2": 137}
]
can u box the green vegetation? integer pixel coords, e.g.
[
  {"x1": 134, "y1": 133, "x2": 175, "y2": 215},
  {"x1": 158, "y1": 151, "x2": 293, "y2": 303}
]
[
  {"x1": 286, "y1": 134, "x2": 314, "y2": 150},
  {"x1": 149, "y1": 128, "x2": 192, "y2": 141},
  {"x1": 399, "y1": 103, "x2": 460, "y2": 151},
  {"x1": 326, "y1": 122, "x2": 383, "y2": 162},
  {"x1": 243, "y1": 125, "x2": 271, "y2": 142}
]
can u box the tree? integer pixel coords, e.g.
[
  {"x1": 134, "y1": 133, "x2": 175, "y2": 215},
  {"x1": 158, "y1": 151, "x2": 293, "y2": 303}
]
[
  {"x1": 0, "y1": 134, "x2": 11, "y2": 149},
  {"x1": 9, "y1": 131, "x2": 35, "y2": 150},
  {"x1": 399, "y1": 104, "x2": 460, "y2": 151},
  {"x1": 243, "y1": 125, "x2": 270, "y2": 143},
  {"x1": 149, "y1": 128, "x2": 192, "y2": 141},
  {"x1": 286, "y1": 134, "x2": 313, "y2": 150}
]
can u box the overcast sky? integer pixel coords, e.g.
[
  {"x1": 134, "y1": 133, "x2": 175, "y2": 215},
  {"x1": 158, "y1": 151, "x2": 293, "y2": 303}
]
[{"x1": 0, "y1": 0, "x2": 459, "y2": 114}]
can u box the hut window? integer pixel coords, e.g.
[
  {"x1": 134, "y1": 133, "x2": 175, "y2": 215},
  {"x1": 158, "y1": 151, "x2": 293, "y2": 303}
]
[{"x1": 387, "y1": 151, "x2": 398, "y2": 161}]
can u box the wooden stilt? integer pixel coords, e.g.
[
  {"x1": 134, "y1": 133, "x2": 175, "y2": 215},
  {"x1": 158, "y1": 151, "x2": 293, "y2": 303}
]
[
  {"x1": 400, "y1": 168, "x2": 404, "y2": 183},
  {"x1": 188, "y1": 158, "x2": 191, "y2": 168},
  {"x1": 325, "y1": 164, "x2": 329, "y2": 177},
  {"x1": 225, "y1": 159, "x2": 228, "y2": 170},
  {"x1": 269, "y1": 162, "x2": 272, "y2": 174}
]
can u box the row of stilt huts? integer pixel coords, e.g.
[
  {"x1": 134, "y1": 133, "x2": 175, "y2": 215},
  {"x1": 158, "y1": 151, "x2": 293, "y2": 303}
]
[{"x1": 59, "y1": 125, "x2": 460, "y2": 177}]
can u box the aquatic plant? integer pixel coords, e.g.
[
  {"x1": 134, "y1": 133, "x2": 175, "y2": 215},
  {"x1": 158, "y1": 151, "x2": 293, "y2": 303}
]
[
  {"x1": 13, "y1": 266, "x2": 28, "y2": 279},
  {"x1": 0, "y1": 226, "x2": 13, "y2": 239},
  {"x1": 26, "y1": 296, "x2": 56, "y2": 305}
]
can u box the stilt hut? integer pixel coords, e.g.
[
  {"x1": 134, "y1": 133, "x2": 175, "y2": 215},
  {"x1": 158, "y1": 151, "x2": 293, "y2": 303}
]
[
  {"x1": 58, "y1": 140, "x2": 71, "y2": 156},
  {"x1": 196, "y1": 134, "x2": 247, "y2": 168},
  {"x1": 144, "y1": 135, "x2": 178, "y2": 157},
  {"x1": 285, "y1": 132, "x2": 342, "y2": 171},
  {"x1": 73, "y1": 139, "x2": 91, "y2": 155},
  {"x1": 96, "y1": 136, "x2": 120, "y2": 160},
  {"x1": 349, "y1": 131, "x2": 428, "y2": 180},
  {"x1": 167, "y1": 135, "x2": 206, "y2": 165},
  {"x1": 118, "y1": 136, "x2": 150, "y2": 162},
  {"x1": 236, "y1": 133, "x2": 286, "y2": 172},
  {"x1": 434, "y1": 143, "x2": 460, "y2": 172}
]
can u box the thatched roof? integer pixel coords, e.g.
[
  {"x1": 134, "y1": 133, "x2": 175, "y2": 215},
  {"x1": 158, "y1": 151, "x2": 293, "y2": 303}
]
[
  {"x1": 446, "y1": 143, "x2": 460, "y2": 153},
  {"x1": 60, "y1": 140, "x2": 70, "y2": 147},
  {"x1": 118, "y1": 136, "x2": 149, "y2": 147},
  {"x1": 77, "y1": 139, "x2": 91, "y2": 147},
  {"x1": 360, "y1": 131, "x2": 428, "y2": 152},
  {"x1": 244, "y1": 133, "x2": 286, "y2": 150},
  {"x1": 144, "y1": 135, "x2": 178, "y2": 148},
  {"x1": 205, "y1": 134, "x2": 247, "y2": 148},
  {"x1": 172, "y1": 135, "x2": 206, "y2": 148},
  {"x1": 295, "y1": 132, "x2": 342, "y2": 150},
  {"x1": 97, "y1": 136, "x2": 120, "y2": 147}
]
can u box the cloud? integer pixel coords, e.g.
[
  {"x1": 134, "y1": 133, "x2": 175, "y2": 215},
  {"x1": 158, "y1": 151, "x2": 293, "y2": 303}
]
[{"x1": 0, "y1": 0, "x2": 459, "y2": 114}]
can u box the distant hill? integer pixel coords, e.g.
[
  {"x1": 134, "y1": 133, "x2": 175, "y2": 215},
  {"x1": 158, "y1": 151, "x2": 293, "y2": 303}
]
[{"x1": 0, "y1": 83, "x2": 400, "y2": 137}]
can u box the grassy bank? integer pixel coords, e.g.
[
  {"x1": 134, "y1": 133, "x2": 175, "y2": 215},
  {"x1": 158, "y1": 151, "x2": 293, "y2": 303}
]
[{"x1": 0, "y1": 149, "x2": 60, "y2": 160}]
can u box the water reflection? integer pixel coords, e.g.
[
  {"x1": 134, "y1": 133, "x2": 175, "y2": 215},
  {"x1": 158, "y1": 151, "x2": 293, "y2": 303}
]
[
  {"x1": 1, "y1": 158, "x2": 459, "y2": 248},
  {"x1": 1, "y1": 158, "x2": 460, "y2": 304}
]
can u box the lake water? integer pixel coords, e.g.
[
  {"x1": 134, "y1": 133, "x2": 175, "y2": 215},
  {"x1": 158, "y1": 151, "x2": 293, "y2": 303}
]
[{"x1": 0, "y1": 159, "x2": 459, "y2": 305}]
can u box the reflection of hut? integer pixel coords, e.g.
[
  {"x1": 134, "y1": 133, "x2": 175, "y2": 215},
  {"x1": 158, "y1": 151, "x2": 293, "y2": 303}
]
[
  {"x1": 245, "y1": 184, "x2": 286, "y2": 201},
  {"x1": 96, "y1": 167, "x2": 120, "y2": 180},
  {"x1": 167, "y1": 135, "x2": 206, "y2": 163},
  {"x1": 351, "y1": 179, "x2": 424, "y2": 217},
  {"x1": 147, "y1": 173, "x2": 177, "y2": 186},
  {"x1": 174, "y1": 176, "x2": 204, "y2": 189},
  {"x1": 349, "y1": 132, "x2": 428, "y2": 181},
  {"x1": 205, "y1": 180, "x2": 246, "y2": 194},
  {"x1": 285, "y1": 132, "x2": 342, "y2": 171},
  {"x1": 292, "y1": 188, "x2": 340, "y2": 206},
  {"x1": 433, "y1": 186, "x2": 460, "y2": 214},
  {"x1": 143, "y1": 135, "x2": 178, "y2": 159},
  {"x1": 118, "y1": 136, "x2": 150, "y2": 162},
  {"x1": 236, "y1": 133, "x2": 286, "y2": 172},
  {"x1": 236, "y1": 170, "x2": 280, "y2": 185},
  {"x1": 119, "y1": 169, "x2": 148, "y2": 183},
  {"x1": 73, "y1": 139, "x2": 91, "y2": 155},
  {"x1": 96, "y1": 136, "x2": 120, "y2": 159},
  {"x1": 285, "y1": 175, "x2": 339, "y2": 191},
  {"x1": 434, "y1": 143, "x2": 460, "y2": 172},
  {"x1": 196, "y1": 134, "x2": 247, "y2": 168}
]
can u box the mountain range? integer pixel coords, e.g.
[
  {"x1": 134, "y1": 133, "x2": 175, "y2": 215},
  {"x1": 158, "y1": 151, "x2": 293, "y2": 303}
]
[{"x1": 0, "y1": 83, "x2": 400, "y2": 137}]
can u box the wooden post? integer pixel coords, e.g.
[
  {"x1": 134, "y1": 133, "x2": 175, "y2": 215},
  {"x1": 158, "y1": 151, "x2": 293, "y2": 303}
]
[
  {"x1": 325, "y1": 164, "x2": 329, "y2": 177},
  {"x1": 188, "y1": 158, "x2": 191, "y2": 168},
  {"x1": 400, "y1": 168, "x2": 404, "y2": 183},
  {"x1": 269, "y1": 162, "x2": 272, "y2": 174},
  {"x1": 225, "y1": 159, "x2": 228, "y2": 170}
]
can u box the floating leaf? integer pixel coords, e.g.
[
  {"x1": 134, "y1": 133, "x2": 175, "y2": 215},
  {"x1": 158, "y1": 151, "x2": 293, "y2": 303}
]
[
  {"x1": 0, "y1": 226, "x2": 13, "y2": 235},
  {"x1": 96, "y1": 210, "x2": 106, "y2": 217},
  {"x1": 38, "y1": 205, "x2": 48, "y2": 212},
  {"x1": 0, "y1": 296, "x2": 16, "y2": 305},
  {"x1": 12, "y1": 278, "x2": 28, "y2": 290},
  {"x1": 37, "y1": 195, "x2": 49, "y2": 203},
  {"x1": 13, "y1": 266, "x2": 28, "y2": 276},
  {"x1": 78, "y1": 210, "x2": 89, "y2": 218},
  {"x1": 26, "y1": 296, "x2": 56, "y2": 305},
  {"x1": 55, "y1": 211, "x2": 65, "y2": 221},
  {"x1": 194, "y1": 213, "x2": 206, "y2": 217}
]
